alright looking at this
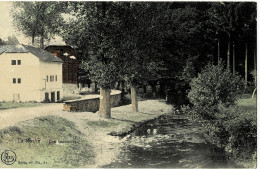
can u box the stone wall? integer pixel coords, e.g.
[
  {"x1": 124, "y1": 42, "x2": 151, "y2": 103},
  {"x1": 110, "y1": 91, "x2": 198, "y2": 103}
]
[{"x1": 63, "y1": 90, "x2": 121, "y2": 112}]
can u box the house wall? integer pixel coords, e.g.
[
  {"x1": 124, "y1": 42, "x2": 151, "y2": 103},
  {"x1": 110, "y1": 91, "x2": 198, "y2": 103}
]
[
  {"x1": 0, "y1": 52, "x2": 63, "y2": 102},
  {"x1": 39, "y1": 61, "x2": 63, "y2": 102},
  {"x1": 0, "y1": 53, "x2": 41, "y2": 102}
]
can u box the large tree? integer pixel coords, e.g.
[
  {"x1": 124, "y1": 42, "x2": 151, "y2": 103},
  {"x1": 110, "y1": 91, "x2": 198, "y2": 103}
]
[
  {"x1": 115, "y1": 3, "x2": 167, "y2": 112},
  {"x1": 12, "y1": 2, "x2": 65, "y2": 48},
  {"x1": 62, "y1": 2, "x2": 124, "y2": 118}
]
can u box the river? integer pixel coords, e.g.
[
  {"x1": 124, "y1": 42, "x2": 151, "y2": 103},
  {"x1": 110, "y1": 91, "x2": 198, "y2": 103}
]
[{"x1": 103, "y1": 114, "x2": 239, "y2": 168}]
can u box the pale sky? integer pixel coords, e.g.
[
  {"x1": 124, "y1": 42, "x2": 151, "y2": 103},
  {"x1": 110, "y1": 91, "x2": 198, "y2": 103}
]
[{"x1": 0, "y1": 1, "x2": 65, "y2": 45}]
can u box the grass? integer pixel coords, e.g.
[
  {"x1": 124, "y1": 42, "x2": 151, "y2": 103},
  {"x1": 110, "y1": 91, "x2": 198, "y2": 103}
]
[
  {"x1": 0, "y1": 102, "x2": 42, "y2": 110},
  {"x1": 86, "y1": 120, "x2": 121, "y2": 128},
  {"x1": 236, "y1": 93, "x2": 257, "y2": 107},
  {"x1": 0, "y1": 116, "x2": 94, "y2": 168},
  {"x1": 232, "y1": 94, "x2": 257, "y2": 168}
]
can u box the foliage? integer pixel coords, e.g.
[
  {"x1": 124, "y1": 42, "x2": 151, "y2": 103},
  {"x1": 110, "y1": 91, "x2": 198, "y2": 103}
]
[
  {"x1": 221, "y1": 105, "x2": 256, "y2": 160},
  {"x1": 61, "y1": 2, "x2": 126, "y2": 88},
  {"x1": 184, "y1": 91, "x2": 256, "y2": 165},
  {"x1": 188, "y1": 62, "x2": 244, "y2": 120},
  {"x1": 12, "y1": 2, "x2": 66, "y2": 47},
  {"x1": 207, "y1": 2, "x2": 256, "y2": 40},
  {"x1": 0, "y1": 38, "x2": 6, "y2": 45},
  {"x1": 81, "y1": 60, "x2": 119, "y2": 88},
  {"x1": 6, "y1": 36, "x2": 19, "y2": 45}
]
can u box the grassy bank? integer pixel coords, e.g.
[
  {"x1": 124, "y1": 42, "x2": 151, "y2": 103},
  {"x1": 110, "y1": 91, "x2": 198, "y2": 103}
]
[
  {"x1": 0, "y1": 102, "x2": 42, "y2": 110},
  {"x1": 0, "y1": 99, "x2": 173, "y2": 167},
  {"x1": 0, "y1": 116, "x2": 94, "y2": 168},
  {"x1": 233, "y1": 94, "x2": 257, "y2": 168}
]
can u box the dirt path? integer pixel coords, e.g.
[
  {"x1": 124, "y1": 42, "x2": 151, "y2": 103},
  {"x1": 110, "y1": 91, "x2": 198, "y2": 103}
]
[{"x1": 0, "y1": 103, "x2": 64, "y2": 129}]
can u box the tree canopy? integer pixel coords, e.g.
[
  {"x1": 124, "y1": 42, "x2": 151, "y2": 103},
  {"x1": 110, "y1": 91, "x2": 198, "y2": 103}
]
[{"x1": 12, "y1": 2, "x2": 66, "y2": 48}]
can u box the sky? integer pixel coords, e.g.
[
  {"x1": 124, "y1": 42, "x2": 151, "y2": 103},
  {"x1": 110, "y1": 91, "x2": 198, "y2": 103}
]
[
  {"x1": 0, "y1": 2, "x2": 20, "y2": 42},
  {"x1": 0, "y1": 1, "x2": 65, "y2": 45}
]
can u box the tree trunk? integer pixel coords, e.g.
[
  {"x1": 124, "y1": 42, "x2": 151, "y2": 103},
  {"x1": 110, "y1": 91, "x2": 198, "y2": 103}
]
[
  {"x1": 245, "y1": 42, "x2": 248, "y2": 88},
  {"x1": 151, "y1": 84, "x2": 156, "y2": 98},
  {"x1": 159, "y1": 80, "x2": 166, "y2": 97},
  {"x1": 40, "y1": 34, "x2": 44, "y2": 49},
  {"x1": 143, "y1": 84, "x2": 147, "y2": 94},
  {"x1": 218, "y1": 37, "x2": 220, "y2": 65},
  {"x1": 121, "y1": 80, "x2": 125, "y2": 98},
  {"x1": 232, "y1": 41, "x2": 235, "y2": 75},
  {"x1": 227, "y1": 36, "x2": 230, "y2": 69},
  {"x1": 99, "y1": 87, "x2": 111, "y2": 119},
  {"x1": 131, "y1": 83, "x2": 138, "y2": 113},
  {"x1": 116, "y1": 81, "x2": 120, "y2": 90},
  {"x1": 254, "y1": 46, "x2": 257, "y2": 87},
  {"x1": 32, "y1": 34, "x2": 35, "y2": 46},
  {"x1": 94, "y1": 82, "x2": 98, "y2": 93}
]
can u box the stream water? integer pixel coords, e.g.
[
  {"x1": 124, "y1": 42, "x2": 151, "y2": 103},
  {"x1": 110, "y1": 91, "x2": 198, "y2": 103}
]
[{"x1": 103, "y1": 114, "x2": 239, "y2": 168}]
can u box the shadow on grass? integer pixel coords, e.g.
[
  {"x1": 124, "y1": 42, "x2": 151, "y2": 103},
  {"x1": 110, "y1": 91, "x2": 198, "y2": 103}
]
[{"x1": 111, "y1": 117, "x2": 136, "y2": 123}]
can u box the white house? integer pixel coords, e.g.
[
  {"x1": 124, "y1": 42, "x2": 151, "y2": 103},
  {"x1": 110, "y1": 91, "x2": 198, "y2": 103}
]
[{"x1": 0, "y1": 45, "x2": 63, "y2": 102}]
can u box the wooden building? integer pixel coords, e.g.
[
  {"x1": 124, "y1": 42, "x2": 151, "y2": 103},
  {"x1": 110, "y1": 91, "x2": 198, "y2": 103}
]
[{"x1": 45, "y1": 45, "x2": 78, "y2": 84}]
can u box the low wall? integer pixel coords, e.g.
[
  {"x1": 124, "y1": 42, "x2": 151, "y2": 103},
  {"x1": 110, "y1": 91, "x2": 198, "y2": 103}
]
[{"x1": 63, "y1": 90, "x2": 121, "y2": 112}]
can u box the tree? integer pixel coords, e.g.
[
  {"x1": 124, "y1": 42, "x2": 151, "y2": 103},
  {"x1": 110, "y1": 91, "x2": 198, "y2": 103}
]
[
  {"x1": 63, "y1": 2, "x2": 167, "y2": 114},
  {"x1": 62, "y1": 2, "x2": 124, "y2": 118},
  {"x1": 0, "y1": 38, "x2": 6, "y2": 45},
  {"x1": 207, "y1": 2, "x2": 256, "y2": 81},
  {"x1": 6, "y1": 36, "x2": 19, "y2": 45},
  {"x1": 188, "y1": 62, "x2": 244, "y2": 120},
  {"x1": 12, "y1": 2, "x2": 66, "y2": 48},
  {"x1": 115, "y1": 3, "x2": 167, "y2": 112},
  {"x1": 235, "y1": 2, "x2": 256, "y2": 87},
  {"x1": 208, "y1": 2, "x2": 238, "y2": 69}
]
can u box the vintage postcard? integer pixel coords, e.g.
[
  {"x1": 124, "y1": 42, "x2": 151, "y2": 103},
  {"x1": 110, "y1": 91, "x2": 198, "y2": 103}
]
[{"x1": 0, "y1": 1, "x2": 257, "y2": 168}]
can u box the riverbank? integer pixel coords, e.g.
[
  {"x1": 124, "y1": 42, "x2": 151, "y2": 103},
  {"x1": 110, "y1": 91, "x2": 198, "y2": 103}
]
[
  {"x1": 0, "y1": 99, "x2": 173, "y2": 167},
  {"x1": 184, "y1": 94, "x2": 256, "y2": 168}
]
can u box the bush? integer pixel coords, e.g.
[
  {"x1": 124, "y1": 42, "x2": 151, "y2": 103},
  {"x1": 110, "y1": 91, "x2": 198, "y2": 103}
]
[
  {"x1": 188, "y1": 62, "x2": 244, "y2": 120},
  {"x1": 222, "y1": 106, "x2": 256, "y2": 160}
]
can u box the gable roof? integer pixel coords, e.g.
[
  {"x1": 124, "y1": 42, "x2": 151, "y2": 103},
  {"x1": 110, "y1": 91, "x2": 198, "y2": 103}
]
[{"x1": 0, "y1": 45, "x2": 63, "y2": 63}]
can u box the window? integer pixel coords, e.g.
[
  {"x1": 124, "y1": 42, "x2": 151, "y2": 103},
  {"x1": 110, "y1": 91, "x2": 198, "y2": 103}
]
[
  {"x1": 13, "y1": 78, "x2": 16, "y2": 83},
  {"x1": 18, "y1": 78, "x2": 21, "y2": 83},
  {"x1": 55, "y1": 75, "x2": 57, "y2": 81},
  {"x1": 50, "y1": 75, "x2": 54, "y2": 82},
  {"x1": 17, "y1": 60, "x2": 21, "y2": 65},
  {"x1": 46, "y1": 76, "x2": 48, "y2": 82},
  {"x1": 11, "y1": 60, "x2": 16, "y2": 65}
]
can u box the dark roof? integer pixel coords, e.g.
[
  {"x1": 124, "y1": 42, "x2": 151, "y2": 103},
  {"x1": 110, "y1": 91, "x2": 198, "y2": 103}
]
[
  {"x1": 45, "y1": 45, "x2": 78, "y2": 49},
  {"x1": 0, "y1": 45, "x2": 63, "y2": 63}
]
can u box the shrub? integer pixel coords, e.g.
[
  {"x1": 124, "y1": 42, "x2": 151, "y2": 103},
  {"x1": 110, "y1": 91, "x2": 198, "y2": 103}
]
[
  {"x1": 222, "y1": 106, "x2": 257, "y2": 160},
  {"x1": 188, "y1": 62, "x2": 244, "y2": 120}
]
